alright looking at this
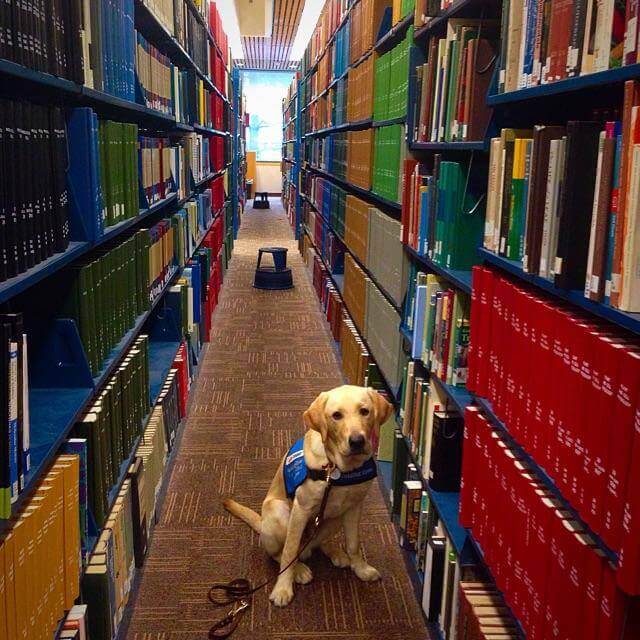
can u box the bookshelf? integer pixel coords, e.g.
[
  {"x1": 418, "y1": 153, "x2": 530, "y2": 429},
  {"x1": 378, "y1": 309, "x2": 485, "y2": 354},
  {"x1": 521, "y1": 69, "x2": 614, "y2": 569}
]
[
  {"x1": 0, "y1": 0, "x2": 244, "y2": 636},
  {"x1": 282, "y1": 74, "x2": 302, "y2": 236},
  {"x1": 288, "y1": 0, "x2": 640, "y2": 635}
]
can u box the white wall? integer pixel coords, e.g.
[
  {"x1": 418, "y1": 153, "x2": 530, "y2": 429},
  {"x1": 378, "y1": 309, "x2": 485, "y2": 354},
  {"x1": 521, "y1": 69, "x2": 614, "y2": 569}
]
[{"x1": 255, "y1": 162, "x2": 282, "y2": 194}]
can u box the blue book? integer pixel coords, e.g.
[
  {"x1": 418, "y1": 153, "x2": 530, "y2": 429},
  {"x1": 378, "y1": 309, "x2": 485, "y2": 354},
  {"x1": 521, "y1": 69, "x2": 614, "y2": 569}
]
[
  {"x1": 7, "y1": 336, "x2": 19, "y2": 507},
  {"x1": 522, "y1": 0, "x2": 537, "y2": 85},
  {"x1": 67, "y1": 108, "x2": 101, "y2": 242},
  {"x1": 102, "y1": 0, "x2": 111, "y2": 95},
  {"x1": 90, "y1": 112, "x2": 104, "y2": 236},
  {"x1": 604, "y1": 128, "x2": 623, "y2": 303},
  {"x1": 62, "y1": 438, "x2": 90, "y2": 561},
  {"x1": 125, "y1": 0, "x2": 135, "y2": 100},
  {"x1": 411, "y1": 285, "x2": 428, "y2": 360},
  {"x1": 187, "y1": 262, "x2": 202, "y2": 324}
]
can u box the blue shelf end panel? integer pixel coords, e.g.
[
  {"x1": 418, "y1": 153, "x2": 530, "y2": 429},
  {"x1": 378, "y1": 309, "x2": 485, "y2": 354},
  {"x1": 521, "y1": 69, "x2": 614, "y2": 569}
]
[{"x1": 148, "y1": 341, "x2": 182, "y2": 404}]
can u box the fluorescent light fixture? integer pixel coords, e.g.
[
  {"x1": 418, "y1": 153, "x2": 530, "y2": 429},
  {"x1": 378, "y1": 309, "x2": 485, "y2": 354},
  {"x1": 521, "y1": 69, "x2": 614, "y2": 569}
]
[
  {"x1": 289, "y1": 0, "x2": 324, "y2": 61},
  {"x1": 216, "y1": 0, "x2": 245, "y2": 59}
]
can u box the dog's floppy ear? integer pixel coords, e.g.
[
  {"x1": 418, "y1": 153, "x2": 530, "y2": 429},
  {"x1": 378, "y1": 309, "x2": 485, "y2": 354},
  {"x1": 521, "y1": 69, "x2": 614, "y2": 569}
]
[
  {"x1": 368, "y1": 388, "x2": 393, "y2": 425},
  {"x1": 304, "y1": 392, "x2": 329, "y2": 440}
]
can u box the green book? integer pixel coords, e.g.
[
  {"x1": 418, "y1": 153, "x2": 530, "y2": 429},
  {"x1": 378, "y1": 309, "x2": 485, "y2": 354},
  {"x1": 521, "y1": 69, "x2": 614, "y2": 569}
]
[
  {"x1": 507, "y1": 138, "x2": 533, "y2": 260},
  {"x1": 82, "y1": 564, "x2": 113, "y2": 640},
  {"x1": 391, "y1": 430, "x2": 409, "y2": 515}
]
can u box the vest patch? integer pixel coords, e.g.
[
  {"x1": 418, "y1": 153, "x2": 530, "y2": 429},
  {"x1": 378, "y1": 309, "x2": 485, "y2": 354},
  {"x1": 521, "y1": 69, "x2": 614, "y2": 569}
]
[{"x1": 282, "y1": 438, "x2": 377, "y2": 498}]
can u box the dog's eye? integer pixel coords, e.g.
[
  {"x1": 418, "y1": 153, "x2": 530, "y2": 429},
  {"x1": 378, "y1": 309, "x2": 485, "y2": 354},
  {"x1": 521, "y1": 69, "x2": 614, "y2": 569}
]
[
  {"x1": 359, "y1": 408, "x2": 370, "y2": 416},
  {"x1": 332, "y1": 411, "x2": 343, "y2": 421}
]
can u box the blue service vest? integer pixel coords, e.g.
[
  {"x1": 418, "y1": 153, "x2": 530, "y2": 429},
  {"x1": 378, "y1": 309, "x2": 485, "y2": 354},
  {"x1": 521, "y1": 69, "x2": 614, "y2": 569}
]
[{"x1": 283, "y1": 437, "x2": 377, "y2": 498}]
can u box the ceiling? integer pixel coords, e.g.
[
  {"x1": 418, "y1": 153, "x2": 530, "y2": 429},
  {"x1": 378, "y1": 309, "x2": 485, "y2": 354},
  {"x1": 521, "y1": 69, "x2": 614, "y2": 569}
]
[{"x1": 236, "y1": 0, "x2": 304, "y2": 70}]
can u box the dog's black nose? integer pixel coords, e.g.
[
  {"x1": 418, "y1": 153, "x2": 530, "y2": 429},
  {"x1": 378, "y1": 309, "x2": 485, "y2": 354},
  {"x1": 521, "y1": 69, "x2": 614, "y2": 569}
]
[{"x1": 349, "y1": 434, "x2": 365, "y2": 452}]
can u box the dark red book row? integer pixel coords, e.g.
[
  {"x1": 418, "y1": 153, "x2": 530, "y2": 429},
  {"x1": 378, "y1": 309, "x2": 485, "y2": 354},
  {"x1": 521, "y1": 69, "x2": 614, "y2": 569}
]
[
  {"x1": 467, "y1": 265, "x2": 640, "y2": 596},
  {"x1": 460, "y1": 406, "x2": 639, "y2": 640}
]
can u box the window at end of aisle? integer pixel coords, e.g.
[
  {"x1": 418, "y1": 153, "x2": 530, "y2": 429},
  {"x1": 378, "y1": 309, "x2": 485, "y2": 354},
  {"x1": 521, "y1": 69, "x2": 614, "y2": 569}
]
[{"x1": 242, "y1": 70, "x2": 295, "y2": 161}]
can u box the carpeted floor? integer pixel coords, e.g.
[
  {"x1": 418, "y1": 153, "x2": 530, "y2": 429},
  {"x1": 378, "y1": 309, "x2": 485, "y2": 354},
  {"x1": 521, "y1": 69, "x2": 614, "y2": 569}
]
[{"x1": 122, "y1": 199, "x2": 429, "y2": 640}]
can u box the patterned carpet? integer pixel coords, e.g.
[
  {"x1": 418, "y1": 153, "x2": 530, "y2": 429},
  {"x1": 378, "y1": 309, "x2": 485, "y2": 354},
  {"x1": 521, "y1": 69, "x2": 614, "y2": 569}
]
[{"x1": 122, "y1": 199, "x2": 429, "y2": 640}]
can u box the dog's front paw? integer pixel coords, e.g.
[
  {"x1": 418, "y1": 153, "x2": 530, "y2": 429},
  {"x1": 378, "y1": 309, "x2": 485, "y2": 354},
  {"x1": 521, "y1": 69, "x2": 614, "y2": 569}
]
[
  {"x1": 294, "y1": 562, "x2": 313, "y2": 584},
  {"x1": 269, "y1": 581, "x2": 294, "y2": 607},
  {"x1": 352, "y1": 562, "x2": 381, "y2": 582},
  {"x1": 325, "y1": 547, "x2": 350, "y2": 568}
]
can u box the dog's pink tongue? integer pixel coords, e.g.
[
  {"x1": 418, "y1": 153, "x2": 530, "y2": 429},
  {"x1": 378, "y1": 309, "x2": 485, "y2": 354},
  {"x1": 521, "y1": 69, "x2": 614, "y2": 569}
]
[{"x1": 371, "y1": 431, "x2": 379, "y2": 455}]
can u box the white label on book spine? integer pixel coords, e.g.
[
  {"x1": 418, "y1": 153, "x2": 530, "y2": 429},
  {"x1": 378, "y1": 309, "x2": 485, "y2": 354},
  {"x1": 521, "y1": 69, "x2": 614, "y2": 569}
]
[
  {"x1": 625, "y1": 17, "x2": 638, "y2": 58},
  {"x1": 611, "y1": 273, "x2": 621, "y2": 294},
  {"x1": 555, "y1": 256, "x2": 563, "y2": 274}
]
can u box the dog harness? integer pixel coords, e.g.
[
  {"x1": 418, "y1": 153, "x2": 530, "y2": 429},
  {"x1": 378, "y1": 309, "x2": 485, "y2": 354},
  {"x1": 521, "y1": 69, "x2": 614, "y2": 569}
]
[{"x1": 283, "y1": 437, "x2": 377, "y2": 498}]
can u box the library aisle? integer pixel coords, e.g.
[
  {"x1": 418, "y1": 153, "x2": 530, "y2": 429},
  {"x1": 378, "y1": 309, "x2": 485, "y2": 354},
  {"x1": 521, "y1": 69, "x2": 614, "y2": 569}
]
[{"x1": 122, "y1": 199, "x2": 429, "y2": 640}]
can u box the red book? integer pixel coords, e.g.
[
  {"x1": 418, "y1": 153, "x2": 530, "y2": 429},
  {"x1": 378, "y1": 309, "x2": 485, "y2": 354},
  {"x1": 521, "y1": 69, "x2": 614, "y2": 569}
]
[
  {"x1": 542, "y1": 510, "x2": 573, "y2": 640},
  {"x1": 460, "y1": 407, "x2": 480, "y2": 527},
  {"x1": 601, "y1": 347, "x2": 640, "y2": 550},
  {"x1": 479, "y1": 268, "x2": 496, "y2": 402},
  {"x1": 400, "y1": 159, "x2": 418, "y2": 245},
  {"x1": 582, "y1": 336, "x2": 618, "y2": 534},
  {"x1": 526, "y1": 490, "x2": 556, "y2": 638},
  {"x1": 618, "y1": 397, "x2": 640, "y2": 594},
  {"x1": 530, "y1": 298, "x2": 551, "y2": 461},
  {"x1": 580, "y1": 542, "x2": 606, "y2": 640},
  {"x1": 563, "y1": 526, "x2": 591, "y2": 637},
  {"x1": 597, "y1": 562, "x2": 629, "y2": 639}
]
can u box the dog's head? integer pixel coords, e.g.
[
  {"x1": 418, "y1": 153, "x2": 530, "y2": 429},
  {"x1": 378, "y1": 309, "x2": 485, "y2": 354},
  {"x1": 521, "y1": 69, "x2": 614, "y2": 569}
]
[{"x1": 303, "y1": 385, "x2": 393, "y2": 470}]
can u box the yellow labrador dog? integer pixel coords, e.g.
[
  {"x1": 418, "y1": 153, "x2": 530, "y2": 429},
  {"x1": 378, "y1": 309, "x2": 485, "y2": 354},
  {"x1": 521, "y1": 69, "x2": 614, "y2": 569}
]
[{"x1": 223, "y1": 385, "x2": 393, "y2": 607}]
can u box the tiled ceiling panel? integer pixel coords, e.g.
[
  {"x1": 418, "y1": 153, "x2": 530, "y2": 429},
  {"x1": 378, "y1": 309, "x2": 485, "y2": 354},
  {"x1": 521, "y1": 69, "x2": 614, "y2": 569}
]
[{"x1": 237, "y1": 0, "x2": 304, "y2": 69}]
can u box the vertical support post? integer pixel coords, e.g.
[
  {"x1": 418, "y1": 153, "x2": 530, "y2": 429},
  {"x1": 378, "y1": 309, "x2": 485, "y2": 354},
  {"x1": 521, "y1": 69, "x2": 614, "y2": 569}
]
[{"x1": 231, "y1": 67, "x2": 241, "y2": 240}]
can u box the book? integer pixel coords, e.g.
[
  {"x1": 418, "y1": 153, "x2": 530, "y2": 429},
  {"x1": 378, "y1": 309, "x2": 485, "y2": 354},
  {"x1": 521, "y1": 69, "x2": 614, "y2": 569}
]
[
  {"x1": 414, "y1": 21, "x2": 498, "y2": 143},
  {"x1": 429, "y1": 410, "x2": 463, "y2": 491},
  {"x1": 402, "y1": 160, "x2": 484, "y2": 270},
  {"x1": 0, "y1": 453, "x2": 80, "y2": 639}
]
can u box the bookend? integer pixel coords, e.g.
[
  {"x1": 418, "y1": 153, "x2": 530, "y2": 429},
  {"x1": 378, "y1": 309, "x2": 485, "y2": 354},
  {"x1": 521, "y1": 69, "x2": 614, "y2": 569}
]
[
  {"x1": 376, "y1": 8, "x2": 392, "y2": 43},
  {"x1": 30, "y1": 318, "x2": 94, "y2": 390},
  {"x1": 66, "y1": 173, "x2": 98, "y2": 244},
  {"x1": 135, "y1": 74, "x2": 146, "y2": 110},
  {"x1": 147, "y1": 298, "x2": 183, "y2": 343}
]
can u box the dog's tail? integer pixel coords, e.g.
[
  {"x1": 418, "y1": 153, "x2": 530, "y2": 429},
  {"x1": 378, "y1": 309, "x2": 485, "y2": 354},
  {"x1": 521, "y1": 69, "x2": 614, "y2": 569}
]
[{"x1": 223, "y1": 498, "x2": 262, "y2": 534}]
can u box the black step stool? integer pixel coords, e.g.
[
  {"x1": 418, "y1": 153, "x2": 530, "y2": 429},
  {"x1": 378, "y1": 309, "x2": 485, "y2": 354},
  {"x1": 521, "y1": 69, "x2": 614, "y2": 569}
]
[
  {"x1": 253, "y1": 192, "x2": 270, "y2": 209},
  {"x1": 254, "y1": 247, "x2": 293, "y2": 290}
]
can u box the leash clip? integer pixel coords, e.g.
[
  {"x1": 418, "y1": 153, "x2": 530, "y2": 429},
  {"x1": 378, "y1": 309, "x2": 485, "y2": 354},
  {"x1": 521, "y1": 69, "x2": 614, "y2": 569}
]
[{"x1": 231, "y1": 600, "x2": 250, "y2": 617}]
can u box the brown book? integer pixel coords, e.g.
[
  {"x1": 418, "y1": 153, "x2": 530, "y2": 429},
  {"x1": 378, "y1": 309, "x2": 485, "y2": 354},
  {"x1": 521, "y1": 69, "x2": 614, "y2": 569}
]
[
  {"x1": 523, "y1": 124, "x2": 566, "y2": 273},
  {"x1": 585, "y1": 131, "x2": 615, "y2": 300},
  {"x1": 466, "y1": 38, "x2": 498, "y2": 141},
  {"x1": 420, "y1": 37, "x2": 439, "y2": 141}
]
